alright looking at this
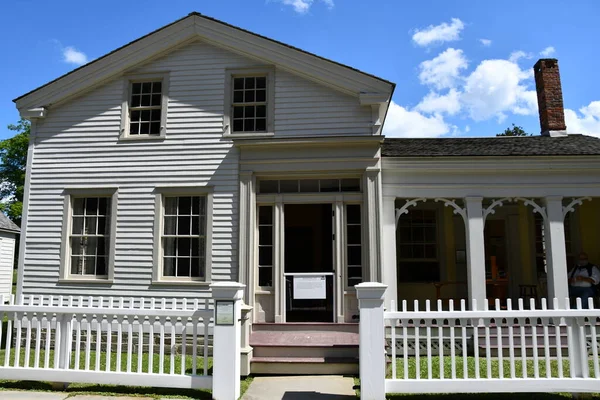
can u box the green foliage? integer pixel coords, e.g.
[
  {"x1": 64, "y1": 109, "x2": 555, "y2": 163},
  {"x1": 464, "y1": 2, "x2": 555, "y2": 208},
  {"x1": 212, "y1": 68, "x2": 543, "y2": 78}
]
[
  {"x1": 496, "y1": 124, "x2": 531, "y2": 137},
  {"x1": 0, "y1": 119, "x2": 30, "y2": 226}
]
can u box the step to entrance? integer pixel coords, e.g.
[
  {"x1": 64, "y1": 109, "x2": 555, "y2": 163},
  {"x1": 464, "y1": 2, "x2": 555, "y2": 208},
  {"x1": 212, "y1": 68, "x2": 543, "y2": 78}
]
[{"x1": 250, "y1": 323, "x2": 359, "y2": 375}]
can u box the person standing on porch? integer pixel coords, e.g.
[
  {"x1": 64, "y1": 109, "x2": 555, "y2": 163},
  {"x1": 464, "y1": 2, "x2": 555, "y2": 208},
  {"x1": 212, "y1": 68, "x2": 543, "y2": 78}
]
[{"x1": 568, "y1": 252, "x2": 600, "y2": 309}]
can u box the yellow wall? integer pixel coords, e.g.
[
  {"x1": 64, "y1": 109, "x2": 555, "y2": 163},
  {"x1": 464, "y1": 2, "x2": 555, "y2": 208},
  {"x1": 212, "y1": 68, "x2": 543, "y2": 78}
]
[{"x1": 579, "y1": 198, "x2": 600, "y2": 263}]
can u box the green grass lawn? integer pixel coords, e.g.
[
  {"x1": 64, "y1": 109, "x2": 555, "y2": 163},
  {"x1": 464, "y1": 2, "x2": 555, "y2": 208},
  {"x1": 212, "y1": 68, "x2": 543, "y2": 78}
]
[
  {"x1": 0, "y1": 349, "x2": 253, "y2": 399},
  {"x1": 353, "y1": 357, "x2": 600, "y2": 399},
  {"x1": 388, "y1": 356, "x2": 599, "y2": 379}
]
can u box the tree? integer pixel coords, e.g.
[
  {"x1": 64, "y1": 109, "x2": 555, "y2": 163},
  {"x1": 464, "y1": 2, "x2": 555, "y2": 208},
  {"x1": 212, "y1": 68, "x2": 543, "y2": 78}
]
[
  {"x1": 496, "y1": 124, "x2": 531, "y2": 137},
  {"x1": 0, "y1": 119, "x2": 30, "y2": 226}
]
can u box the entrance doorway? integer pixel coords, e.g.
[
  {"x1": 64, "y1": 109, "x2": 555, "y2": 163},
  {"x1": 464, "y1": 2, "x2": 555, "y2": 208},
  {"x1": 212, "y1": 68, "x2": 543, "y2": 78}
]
[{"x1": 284, "y1": 204, "x2": 334, "y2": 322}]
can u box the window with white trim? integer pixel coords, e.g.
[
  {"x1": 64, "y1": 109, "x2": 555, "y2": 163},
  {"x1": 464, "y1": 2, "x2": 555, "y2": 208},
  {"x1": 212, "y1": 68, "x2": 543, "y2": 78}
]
[
  {"x1": 397, "y1": 209, "x2": 439, "y2": 283},
  {"x1": 70, "y1": 197, "x2": 111, "y2": 277},
  {"x1": 346, "y1": 204, "x2": 363, "y2": 287},
  {"x1": 232, "y1": 76, "x2": 268, "y2": 133},
  {"x1": 258, "y1": 205, "x2": 274, "y2": 287},
  {"x1": 162, "y1": 196, "x2": 207, "y2": 279},
  {"x1": 121, "y1": 74, "x2": 168, "y2": 139}
]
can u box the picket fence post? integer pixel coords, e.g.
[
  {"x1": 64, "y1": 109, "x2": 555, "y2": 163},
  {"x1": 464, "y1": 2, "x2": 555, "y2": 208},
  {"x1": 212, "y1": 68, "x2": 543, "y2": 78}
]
[
  {"x1": 356, "y1": 282, "x2": 387, "y2": 400},
  {"x1": 210, "y1": 282, "x2": 245, "y2": 400}
]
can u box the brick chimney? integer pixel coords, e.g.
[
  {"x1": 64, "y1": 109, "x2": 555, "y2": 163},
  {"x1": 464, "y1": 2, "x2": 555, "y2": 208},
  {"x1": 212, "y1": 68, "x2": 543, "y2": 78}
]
[{"x1": 534, "y1": 58, "x2": 567, "y2": 137}]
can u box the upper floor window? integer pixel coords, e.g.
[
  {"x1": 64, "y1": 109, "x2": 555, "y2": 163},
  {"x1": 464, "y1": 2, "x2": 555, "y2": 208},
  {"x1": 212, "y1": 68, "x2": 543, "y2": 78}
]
[
  {"x1": 232, "y1": 77, "x2": 267, "y2": 133},
  {"x1": 224, "y1": 68, "x2": 274, "y2": 136},
  {"x1": 120, "y1": 74, "x2": 168, "y2": 140}
]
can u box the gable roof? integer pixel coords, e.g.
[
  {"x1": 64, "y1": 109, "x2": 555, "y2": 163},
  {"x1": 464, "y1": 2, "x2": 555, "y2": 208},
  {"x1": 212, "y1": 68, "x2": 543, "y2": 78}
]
[
  {"x1": 14, "y1": 13, "x2": 394, "y2": 112},
  {"x1": 382, "y1": 134, "x2": 600, "y2": 157},
  {"x1": 0, "y1": 213, "x2": 20, "y2": 234}
]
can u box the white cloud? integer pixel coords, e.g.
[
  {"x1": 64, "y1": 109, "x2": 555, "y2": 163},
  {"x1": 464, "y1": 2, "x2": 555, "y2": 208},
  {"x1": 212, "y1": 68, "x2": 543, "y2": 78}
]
[
  {"x1": 416, "y1": 89, "x2": 461, "y2": 115},
  {"x1": 479, "y1": 39, "x2": 492, "y2": 47},
  {"x1": 508, "y1": 50, "x2": 533, "y2": 63},
  {"x1": 412, "y1": 18, "x2": 464, "y2": 47},
  {"x1": 277, "y1": 0, "x2": 333, "y2": 13},
  {"x1": 418, "y1": 48, "x2": 468, "y2": 90},
  {"x1": 383, "y1": 101, "x2": 453, "y2": 138},
  {"x1": 540, "y1": 46, "x2": 556, "y2": 57},
  {"x1": 462, "y1": 59, "x2": 537, "y2": 121},
  {"x1": 565, "y1": 101, "x2": 600, "y2": 136},
  {"x1": 62, "y1": 46, "x2": 88, "y2": 65}
]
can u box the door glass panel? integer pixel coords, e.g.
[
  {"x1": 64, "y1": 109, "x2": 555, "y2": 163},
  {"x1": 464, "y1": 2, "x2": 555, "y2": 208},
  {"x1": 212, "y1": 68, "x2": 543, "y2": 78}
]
[{"x1": 258, "y1": 206, "x2": 273, "y2": 287}]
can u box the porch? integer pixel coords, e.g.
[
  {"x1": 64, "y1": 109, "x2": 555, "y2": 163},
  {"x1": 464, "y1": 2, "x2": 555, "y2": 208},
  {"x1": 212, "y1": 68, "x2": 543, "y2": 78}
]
[{"x1": 383, "y1": 195, "x2": 600, "y2": 310}]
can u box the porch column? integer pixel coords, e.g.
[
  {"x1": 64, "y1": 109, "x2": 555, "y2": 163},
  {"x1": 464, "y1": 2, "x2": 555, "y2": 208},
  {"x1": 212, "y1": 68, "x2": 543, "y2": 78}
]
[
  {"x1": 544, "y1": 196, "x2": 569, "y2": 308},
  {"x1": 465, "y1": 197, "x2": 487, "y2": 310},
  {"x1": 238, "y1": 171, "x2": 255, "y2": 306},
  {"x1": 381, "y1": 196, "x2": 398, "y2": 310},
  {"x1": 364, "y1": 167, "x2": 383, "y2": 282}
]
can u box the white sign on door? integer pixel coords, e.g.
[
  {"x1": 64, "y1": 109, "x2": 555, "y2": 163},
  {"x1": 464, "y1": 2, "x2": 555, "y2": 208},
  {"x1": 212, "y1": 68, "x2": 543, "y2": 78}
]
[{"x1": 293, "y1": 276, "x2": 326, "y2": 300}]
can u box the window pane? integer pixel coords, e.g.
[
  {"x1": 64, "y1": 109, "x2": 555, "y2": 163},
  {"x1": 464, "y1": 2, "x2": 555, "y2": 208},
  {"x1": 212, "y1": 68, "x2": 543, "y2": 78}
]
[
  {"x1": 151, "y1": 95, "x2": 161, "y2": 107},
  {"x1": 348, "y1": 246, "x2": 361, "y2": 266},
  {"x1": 233, "y1": 91, "x2": 244, "y2": 103},
  {"x1": 259, "y1": 206, "x2": 273, "y2": 225},
  {"x1": 191, "y1": 238, "x2": 200, "y2": 257},
  {"x1": 346, "y1": 205, "x2": 361, "y2": 224},
  {"x1": 178, "y1": 216, "x2": 191, "y2": 235},
  {"x1": 259, "y1": 266, "x2": 272, "y2": 287},
  {"x1": 256, "y1": 90, "x2": 266, "y2": 103},
  {"x1": 96, "y1": 237, "x2": 107, "y2": 256},
  {"x1": 258, "y1": 180, "x2": 278, "y2": 194},
  {"x1": 164, "y1": 257, "x2": 175, "y2": 276},
  {"x1": 177, "y1": 258, "x2": 190, "y2": 277},
  {"x1": 164, "y1": 216, "x2": 177, "y2": 235},
  {"x1": 130, "y1": 122, "x2": 140, "y2": 135},
  {"x1": 244, "y1": 119, "x2": 255, "y2": 132},
  {"x1": 72, "y1": 217, "x2": 84, "y2": 235},
  {"x1": 71, "y1": 256, "x2": 83, "y2": 275},
  {"x1": 255, "y1": 118, "x2": 266, "y2": 131},
  {"x1": 244, "y1": 91, "x2": 255, "y2": 103},
  {"x1": 279, "y1": 180, "x2": 299, "y2": 193},
  {"x1": 140, "y1": 123, "x2": 150, "y2": 135},
  {"x1": 141, "y1": 110, "x2": 151, "y2": 122},
  {"x1": 84, "y1": 217, "x2": 97, "y2": 235},
  {"x1": 245, "y1": 77, "x2": 255, "y2": 89},
  {"x1": 131, "y1": 95, "x2": 141, "y2": 108},
  {"x1": 141, "y1": 95, "x2": 151, "y2": 107},
  {"x1": 132, "y1": 83, "x2": 142, "y2": 95},
  {"x1": 85, "y1": 198, "x2": 98, "y2": 215},
  {"x1": 191, "y1": 257, "x2": 201, "y2": 278},
  {"x1": 83, "y1": 257, "x2": 96, "y2": 275},
  {"x1": 178, "y1": 238, "x2": 191, "y2": 256},
  {"x1": 259, "y1": 226, "x2": 273, "y2": 246},
  {"x1": 256, "y1": 77, "x2": 266, "y2": 89},
  {"x1": 347, "y1": 225, "x2": 361, "y2": 245},
  {"x1": 153, "y1": 81, "x2": 162, "y2": 93},
  {"x1": 320, "y1": 179, "x2": 339, "y2": 192},
  {"x1": 245, "y1": 106, "x2": 255, "y2": 118},
  {"x1": 96, "y1": 257, "x2": 107, "y2": 276},
  {"x1": 142, "y1": 82, "x2": 152, "y2": 93},
  {"x1": 233, "y1": 78, "x2": 244, "y2": 90},
  {"x1": 179, "y1": 197, "x2": 192, "y2": 215},
  {"x1": 164, "y1": 197, "x2": 177, "y2": 215},
  {"x1": 131, "y1": 110, "x2": 141, "y2": 122},
  {"x1": 98, "y1": 198, "x2": 109, "y2": 215},
  {"x1": 164, "y1": 237, "x2": 176, "y2": 257},
  {"x1": 300, "y1": 179, "x2": 319, "y2": 193},
  {"x1": 233, "y1": 106, "x2": 243, "y2": 118},
  {"x1": 150, "y1": 122, "x2": 161, "y2": 135},
  {"x1": 233, "y1": 120, "x2": 244, "y2": 132},
  {"x1": 259, "y1": 246, "x2": 273, "y2": 266},
  {"x1": 341, "y1": 179, "x2": 360, "y2": 192}
]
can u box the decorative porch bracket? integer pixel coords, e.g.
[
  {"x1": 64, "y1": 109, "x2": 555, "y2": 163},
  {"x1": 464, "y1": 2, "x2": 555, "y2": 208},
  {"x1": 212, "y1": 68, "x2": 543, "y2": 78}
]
[
  {"x1": 563, "y1": 196, "x2": 591, "y2": 219},
  {"x1": 434, "y1": 198, "x2": 467, "y2": 224},
  {"x1": 395, "y1": 198, "x2": 427, "y2": 227},
  {"x1": 482, "y1": 197, "x2": 514, "y2": 221},
  {"x1": 513, "y1": 197, "x2": 548, "y2": 222}
]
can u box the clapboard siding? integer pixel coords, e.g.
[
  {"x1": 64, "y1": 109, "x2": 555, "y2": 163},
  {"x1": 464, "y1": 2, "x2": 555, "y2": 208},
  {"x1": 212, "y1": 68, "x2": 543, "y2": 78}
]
[
  {"x1": 22, "y1": 39, "x2": 371, "y2": 302},
  {"x1": 0, "y1": 232, "x2": 16, "y2": 298}
]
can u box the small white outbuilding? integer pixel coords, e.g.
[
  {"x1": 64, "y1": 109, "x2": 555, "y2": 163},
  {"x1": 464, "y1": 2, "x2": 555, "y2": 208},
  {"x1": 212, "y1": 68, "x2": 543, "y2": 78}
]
[{"x1": 0, "y1": 213, "x2": 19, "y2": 299}]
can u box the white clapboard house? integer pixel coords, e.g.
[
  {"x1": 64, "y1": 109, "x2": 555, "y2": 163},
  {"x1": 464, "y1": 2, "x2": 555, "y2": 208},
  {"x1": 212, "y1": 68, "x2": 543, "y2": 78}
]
[
  {"x1": 13, "y1": 13, "x2": 600, "y2": 374},
  {"x1": 0, "y1": 213, "x2": 19, "y2": 299}
]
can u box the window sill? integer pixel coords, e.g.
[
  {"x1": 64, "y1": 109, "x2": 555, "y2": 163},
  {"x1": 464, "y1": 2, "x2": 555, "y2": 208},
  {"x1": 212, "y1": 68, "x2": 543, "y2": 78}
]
[
  {"x1": 224, "y1": 132, "x2": 275, "y2": 139},
  {"x1": 151, "y1": 280, "x2": 211, "y2": 287},
  {"x1": 58, "y1": 279, "x2": 113, "y2": 285},
  {"x1": 119, "y1": 134, "x2": 166, "y2": 142}
]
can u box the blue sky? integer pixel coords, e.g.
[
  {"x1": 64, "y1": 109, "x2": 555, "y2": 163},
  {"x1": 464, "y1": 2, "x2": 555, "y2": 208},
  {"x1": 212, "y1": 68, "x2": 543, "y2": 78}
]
[{"x1": 2, "y1": 0, "x2": 600, "y2": 140}]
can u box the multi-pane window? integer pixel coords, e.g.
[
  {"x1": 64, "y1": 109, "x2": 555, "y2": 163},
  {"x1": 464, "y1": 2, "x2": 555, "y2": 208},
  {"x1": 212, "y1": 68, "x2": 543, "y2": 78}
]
[
  {"x1": 397, "y1": 209, "x2": 439, "y2": 283},
  {"x1": 70, "y1": 197, "x2": 111, "y2": 276},
  {"x1": 258, "y1": 206, "x2": 274, "y2": 287},
  {"x1": 258, "y1": 179, "x2": 361, "y2": 194},
  {"x1": 346, "y1": 204, "x2": 362, "y2": 287},
  {"x1": 232, "y1": 76, "x2": 267, "y2": 133},
  {"x1": 162, "y1": 196, "x2": 207, "y2": 279},
  {"x1": 129, "y1": 81, "x2": 162, "y2": 135}
]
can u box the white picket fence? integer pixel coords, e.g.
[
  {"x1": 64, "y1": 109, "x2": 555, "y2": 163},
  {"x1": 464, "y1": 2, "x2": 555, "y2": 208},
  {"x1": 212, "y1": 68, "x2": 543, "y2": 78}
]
[
  {"x1": 0, "y1": 282, "x2": 245, "y2": 400},
  {"x1": 356, "y1": 283, "x2": 600, "y2": 400}
]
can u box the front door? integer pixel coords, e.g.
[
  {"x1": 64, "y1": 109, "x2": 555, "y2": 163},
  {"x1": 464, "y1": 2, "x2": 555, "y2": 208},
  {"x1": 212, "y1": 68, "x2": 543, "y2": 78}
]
[{"x1": 284, "y1": 204, "x2": 334, "y2": 322}]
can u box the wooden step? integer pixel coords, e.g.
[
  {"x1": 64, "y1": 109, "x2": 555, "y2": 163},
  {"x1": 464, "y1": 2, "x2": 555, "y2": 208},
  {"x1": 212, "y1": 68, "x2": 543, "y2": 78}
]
[
  {"x1": 252, "y1": 322, "x2": 358, "y2": 333},
  {"x1": 250, "y1": 356, "x2": 359, "y2": 375}
]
